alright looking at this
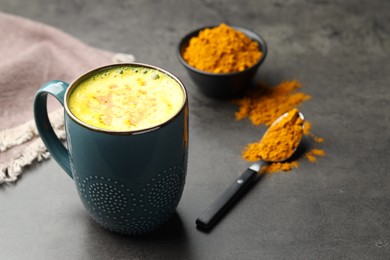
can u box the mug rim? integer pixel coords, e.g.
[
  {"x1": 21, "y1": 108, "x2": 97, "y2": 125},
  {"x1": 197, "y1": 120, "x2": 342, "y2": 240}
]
[{"x1": 64, "y1": 62, "x2": 188, "y2": 135}]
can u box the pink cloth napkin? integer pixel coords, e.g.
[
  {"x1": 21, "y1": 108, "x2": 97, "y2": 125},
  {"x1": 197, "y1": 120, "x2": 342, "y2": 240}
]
[{"x1": 0, "y1": 12, "x2": 134, "y2": 184}]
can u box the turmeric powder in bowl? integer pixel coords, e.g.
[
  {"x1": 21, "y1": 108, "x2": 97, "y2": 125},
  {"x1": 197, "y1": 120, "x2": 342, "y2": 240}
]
[
  {"x1": 182, "y1": 23, "x2": 262, "y2": 74},
  {"x1": 177, "y1": 24, "x2": 267, "y2": 98}
]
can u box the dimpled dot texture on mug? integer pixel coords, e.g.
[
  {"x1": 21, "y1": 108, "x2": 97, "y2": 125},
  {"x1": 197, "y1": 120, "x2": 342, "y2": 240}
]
[{"x1": 73, "y1": 165, "x2": 186, "y2": 235}]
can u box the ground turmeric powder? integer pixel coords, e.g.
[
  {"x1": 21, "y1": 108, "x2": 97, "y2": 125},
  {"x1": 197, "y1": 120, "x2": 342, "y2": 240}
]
[
  {"x1": 237, "y1": 80, "x2": 325, "y2": 174},
  {"x1": 305, "y1": 149, "x2": 326, "y2": 163},
  {"x1": 258, "y1": 108, "x2": 304, "y2": 162},
  {"x1": 264, "y1": 161, "x2": 299, "y2": 173},
  {"x1": 241, "y1": 109, "x2": 304, "y2": 163},
  {"x1": 235, "y1": 80, "x2": 310, "y2": 126},
  {"x1": 182, "y1": 23, "x2": 262, "y2": 73}
]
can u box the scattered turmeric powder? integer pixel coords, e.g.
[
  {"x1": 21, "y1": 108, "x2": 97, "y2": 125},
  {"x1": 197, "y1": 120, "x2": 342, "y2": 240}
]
[
  {"x1": 262, "y1": 161, "x2": 299, "y2": 173},
  {"x1": 235, "y1": 80, "x2": 310, "y2": 126},
  {"x1": 182, "y1": 23, "x2": 262, "y2": 73},
  {"x1": 313, "y1": 136, "x2": 325, "y2": 143},
  {"x1": 237, "y1": 80, "x2": 325, "y2": 174},
  {"x1": 305, "y1": 149, "x2": 326, "y2": 163},
  {"x1": 303, "y1": 121, "x2": 312, "y2": 135}
]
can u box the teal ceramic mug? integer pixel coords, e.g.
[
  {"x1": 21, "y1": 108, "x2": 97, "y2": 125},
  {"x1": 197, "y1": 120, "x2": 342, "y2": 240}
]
[{"x1": 34, "y1": 63, "x2": 188, "y2": 235}]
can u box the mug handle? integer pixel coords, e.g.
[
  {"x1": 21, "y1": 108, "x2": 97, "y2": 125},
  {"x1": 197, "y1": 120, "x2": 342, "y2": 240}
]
[{"x1": 34, "y1": 80, "x2": 72, "y2": 179}]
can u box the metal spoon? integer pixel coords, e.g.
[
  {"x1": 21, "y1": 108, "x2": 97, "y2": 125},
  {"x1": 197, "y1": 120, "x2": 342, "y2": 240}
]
[{"x1": 196, "y1": 111, "x2": 305, "y2": 231}]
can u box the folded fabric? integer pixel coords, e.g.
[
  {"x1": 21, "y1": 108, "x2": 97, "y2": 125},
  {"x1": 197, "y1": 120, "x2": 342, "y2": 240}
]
[{"x1": 0, "y1": 12, "x2": 135, "y2": 184}]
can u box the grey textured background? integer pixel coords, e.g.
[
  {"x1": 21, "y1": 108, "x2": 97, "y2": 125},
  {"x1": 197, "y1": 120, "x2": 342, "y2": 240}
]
[{"x1": 1, "y1": 0, "x2": 389, "y2": 259}]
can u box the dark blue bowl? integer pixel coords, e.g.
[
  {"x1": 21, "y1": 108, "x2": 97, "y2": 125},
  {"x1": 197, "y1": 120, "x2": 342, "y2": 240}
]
[{"x1": 177, "y1": 25, "x2": 267, "y2": 99}]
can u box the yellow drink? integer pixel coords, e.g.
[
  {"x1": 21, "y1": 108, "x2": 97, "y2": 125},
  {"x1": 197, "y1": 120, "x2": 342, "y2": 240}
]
[{"x1": 68, "y1": 65, "x2": 184, "y2": 131}]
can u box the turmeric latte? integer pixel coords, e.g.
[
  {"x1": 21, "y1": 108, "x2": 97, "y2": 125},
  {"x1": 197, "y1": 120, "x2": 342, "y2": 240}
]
[{"x1": 68, "y1": 65, "x2": 184, "y2": 131}]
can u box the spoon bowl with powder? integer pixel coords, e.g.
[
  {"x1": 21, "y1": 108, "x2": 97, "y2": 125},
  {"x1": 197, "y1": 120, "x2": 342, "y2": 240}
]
[{"x1": 196, "y1": 109, "x2": 304, "y2": 231}]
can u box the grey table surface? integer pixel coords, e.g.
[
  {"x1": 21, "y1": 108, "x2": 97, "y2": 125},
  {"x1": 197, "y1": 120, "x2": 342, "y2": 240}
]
[{"x1": 1, "y1": 0, "x2": 389, "y2": 259}]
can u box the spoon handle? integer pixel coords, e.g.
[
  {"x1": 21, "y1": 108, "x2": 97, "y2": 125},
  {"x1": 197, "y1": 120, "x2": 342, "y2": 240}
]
[{"x1": 196, "y1": 164, "x2": 261, "y2": 230}]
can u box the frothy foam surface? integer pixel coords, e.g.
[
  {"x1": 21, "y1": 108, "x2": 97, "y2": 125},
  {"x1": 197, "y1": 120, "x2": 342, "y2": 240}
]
[{"x1": 68, "y1": 66, "x2": 184, "y2": 131}]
